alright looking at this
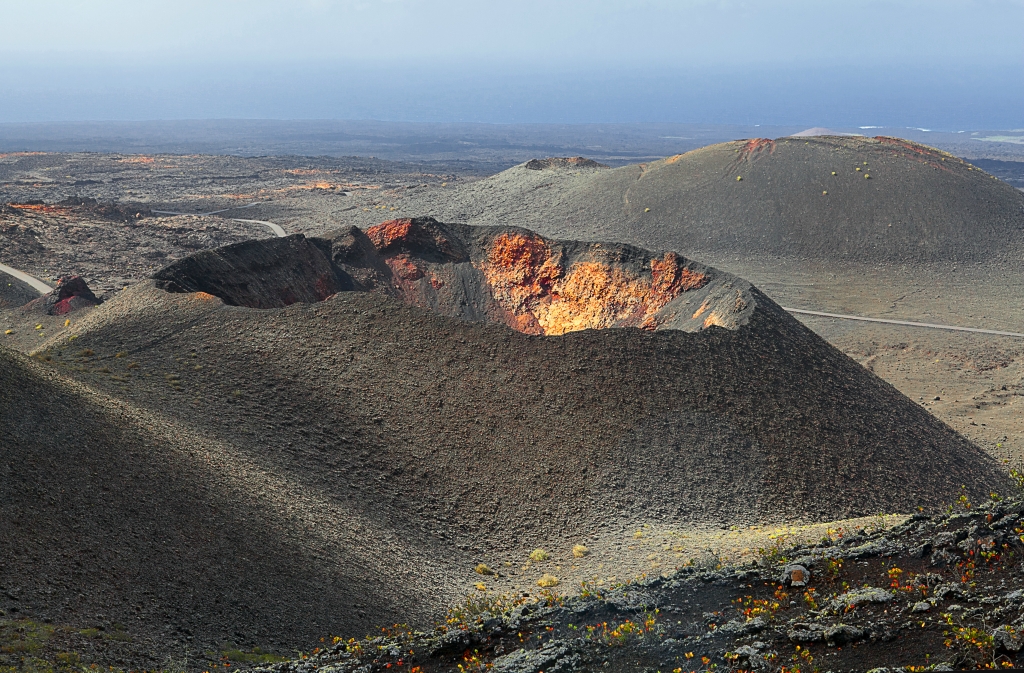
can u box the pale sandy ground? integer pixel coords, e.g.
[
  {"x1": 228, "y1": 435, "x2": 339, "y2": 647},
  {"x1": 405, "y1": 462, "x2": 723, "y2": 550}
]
[{"x1": 467, "y1": 514, "x2": 906, "y2": 599}]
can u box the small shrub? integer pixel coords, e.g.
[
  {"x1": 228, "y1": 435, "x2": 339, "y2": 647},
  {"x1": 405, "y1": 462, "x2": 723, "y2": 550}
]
[
  {"x1": 1009, "y1": 463, "x2": 1024, "y2": 491},
  {"x1": 77, "y1": 349, "x2": 94, "y2": 357},
  {"x1": 529, "y1": 548, "x2": 549, "y2": 562},
  {"x1": 537, "y1": 574, "x2": 559, "y2": 588},
  {"x1": 474, "y1": 563, "x2": 495, "y2": 576},
  {"x1": 572, "y1": 544, "x2": 589, "y2": 558},
  {"x1": 942, "y1": 612, "x2": 998, "y2": 667},
  {"x1": 579, "y1": 580, "x2": 603, "y2": 599},
  {"x1": 443, "y1": 592, "x2": 529, "y2": 630},
  {"x1": 758, "y1": 534, "x2": 791, "y2": 565}
]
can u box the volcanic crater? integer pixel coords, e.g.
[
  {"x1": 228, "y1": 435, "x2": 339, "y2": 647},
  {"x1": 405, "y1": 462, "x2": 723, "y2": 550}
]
[{"x1": 153, "y1": 217, "x2": 754, "y2": 335}]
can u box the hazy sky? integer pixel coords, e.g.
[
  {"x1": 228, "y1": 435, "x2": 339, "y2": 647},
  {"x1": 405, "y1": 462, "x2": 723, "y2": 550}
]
[{"x1": 1, "y1": 1, "x2": 1022, "y2": 126}]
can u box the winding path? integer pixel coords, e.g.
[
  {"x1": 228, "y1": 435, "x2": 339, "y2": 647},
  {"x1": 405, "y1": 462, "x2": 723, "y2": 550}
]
[
  {"x1": 151, "y1": 204, "x2": 287, "y2": 238},
  {"x1": 230, "y1": 218, "x2": 286, "y2": 237},
  {"x1": 0, "y1": 262, "x2": 51, "y2": 294},
  {"x1": 783, "y1": 307, "x2": 1024, "y2": 338}
]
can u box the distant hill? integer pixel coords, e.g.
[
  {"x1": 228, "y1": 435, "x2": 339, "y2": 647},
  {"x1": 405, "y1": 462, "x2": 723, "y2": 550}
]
[{"x1": 399, "y1": 136, "x2": 1024, "y2": 265}]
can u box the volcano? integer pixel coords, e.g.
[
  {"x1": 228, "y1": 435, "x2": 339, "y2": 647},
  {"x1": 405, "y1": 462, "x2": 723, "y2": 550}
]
[
  {"x1": 2, "y1": 219, "x2": 1008, "y2": 659},
  {"x1": 397, "y1": 136, "x2": 1024, "y2": 265}
]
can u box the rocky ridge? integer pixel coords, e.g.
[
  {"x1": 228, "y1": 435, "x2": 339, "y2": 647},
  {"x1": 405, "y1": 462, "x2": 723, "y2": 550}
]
[{"x1": 250, "y1": 495, "x2": 1024, "y2": 672}]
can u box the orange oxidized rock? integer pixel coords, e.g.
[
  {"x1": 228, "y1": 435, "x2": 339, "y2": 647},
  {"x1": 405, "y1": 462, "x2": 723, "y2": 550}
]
[
  {"x1": 480, "y1": 234, "x2": 708, "y2": 336},
  {"x1": 366, "y1": 219, "x2": 416, "y2": 251}
]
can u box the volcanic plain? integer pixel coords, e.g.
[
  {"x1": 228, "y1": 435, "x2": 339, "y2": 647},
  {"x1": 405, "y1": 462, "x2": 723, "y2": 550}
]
[{"x1": 3, "y1": 136, "x2": 1024, "y2": 671}]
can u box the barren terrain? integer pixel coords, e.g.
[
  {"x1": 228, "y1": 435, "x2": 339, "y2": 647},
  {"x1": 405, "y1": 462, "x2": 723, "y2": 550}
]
[{"x1": 3, "y1": 135, "x2": 1024, "y2": 671}]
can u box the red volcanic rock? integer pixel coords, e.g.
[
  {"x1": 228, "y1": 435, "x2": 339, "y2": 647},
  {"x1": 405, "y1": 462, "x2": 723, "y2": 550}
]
[{"x1": 22, "y1": 275, "x2": 102, "y2": 315}]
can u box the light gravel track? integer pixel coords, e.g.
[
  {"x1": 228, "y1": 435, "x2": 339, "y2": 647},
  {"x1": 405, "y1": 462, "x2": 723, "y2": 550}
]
[
  {"x1": 151, "y1": 204, "x2": 287, "y2": 238},
  {"x1": 0, "y1": 262, "x2": 51, "y2": 294},
  {"x1": 230, "y1": 218, "x2": 286, "y2": 237},
  {"x1": 784, "y1": 307, "x2": 1024, "y2": 338}
]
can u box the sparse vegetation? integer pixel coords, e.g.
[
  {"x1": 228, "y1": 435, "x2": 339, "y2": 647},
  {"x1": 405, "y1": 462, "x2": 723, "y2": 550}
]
[
  {"x1": 529, "y1": 548, "x2": 549, "y2": 562},
  {"x1": 0, "y1": 619, "x2": 54, "y2": 654},
  {"x1": 537, "y1": 573, "x2": 559, "y2": 588}
]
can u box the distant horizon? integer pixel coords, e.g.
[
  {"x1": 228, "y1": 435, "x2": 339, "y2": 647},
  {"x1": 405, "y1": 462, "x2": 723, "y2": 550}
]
[{"x1": 1, "y1": 62, "x2": 1021, "y2": 131}]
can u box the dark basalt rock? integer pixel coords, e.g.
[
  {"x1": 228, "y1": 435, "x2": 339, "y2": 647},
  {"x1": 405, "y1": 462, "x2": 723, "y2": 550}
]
[
  {"x1": 153, "y1": 234, "x2": 340, "y2": 309},
  {"x1": 22, "y1": 275, "x2": 102, "y2": 315}
]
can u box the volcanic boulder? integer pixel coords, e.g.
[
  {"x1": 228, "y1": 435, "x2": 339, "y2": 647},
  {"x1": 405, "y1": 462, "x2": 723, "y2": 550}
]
[{"x1": 21, "y1": 275, "x2": 102, "y2": 315}]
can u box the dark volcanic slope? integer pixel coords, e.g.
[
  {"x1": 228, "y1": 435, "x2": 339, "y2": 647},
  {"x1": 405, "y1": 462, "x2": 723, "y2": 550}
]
[
  {"x1": 410, "y1": 136, "x2": 1024, "y2": 264},
  {"x1": 0, "y1": 346, "x2": 449, "y2": 656},
  {"x1": 4, "y1": 220, "x2": 1009, "y2": 658}
]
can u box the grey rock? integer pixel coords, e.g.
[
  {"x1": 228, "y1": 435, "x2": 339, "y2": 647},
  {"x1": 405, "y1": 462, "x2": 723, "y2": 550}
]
[
  {"x1": 605, "y1": 589, "x2": 657, "y2": 611},
  {"x1": 912, "y1": 601, "x2": 931, "y2": 613},
  {"x1": 426, "y1": 628, "x2": 474, "y2": 657},
  {"x1": 732, "y1": 644, "x2": 775, "y2": 671},
  {"x1": 933, "y1": 584, "x2": 965, "y2": 600},
  {"x1": 829, "y1": 587, "x2": 893, "y2": 611},
  {"x1": 909, "y1": 543, "x2": 932, "y2": 558},
  {"x1": 787, "y1": 623, "x2": 825, "y2": 642},
  {"x1": 718, "y1": 616, "x2": 767, "y2": 636},
  {"x1": 825, "y1": 623, "x2": 865, "y2": 646},
  {"x1": 491, "y1": 638, "x2": 583, "y2": 673},
  {"x1": 844, "y1": 541, "x2": 892, "y2": 559},
  {"x1": 733, "y1": 645, "x2": 761, "y2": 658}
]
